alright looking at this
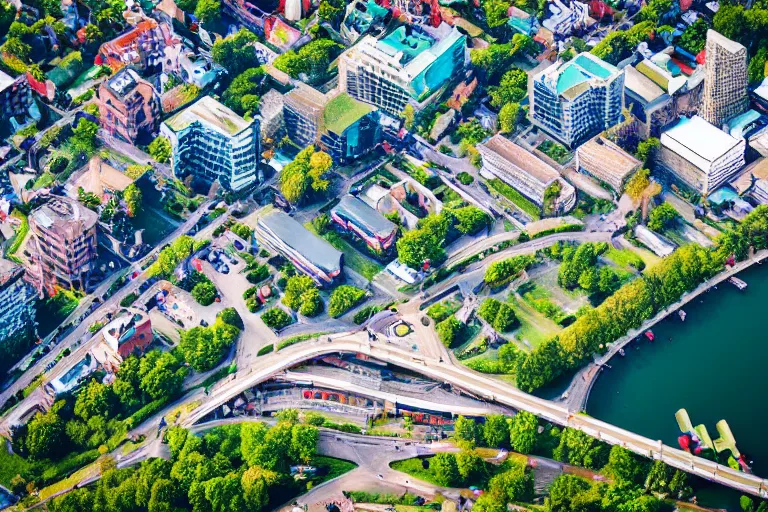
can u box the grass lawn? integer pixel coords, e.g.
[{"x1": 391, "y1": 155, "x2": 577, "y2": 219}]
[
  {"x1": 323, "y1": 231, "x2": 383, "y2": 281},
  {"x1": 390, "y1": 458, "x2": 444, "y2": 486},
  {"x1": 507, "y1": 295, "x2": 561, "y2": 350},
  {"x1": 0, "y1": 443, "x2": 32, "y2": 488},
  {"x1": 38, "y1": 462, "x2": 99, "y2": 501},
  {"x1": 604, "y1": 248, "x2": 645, "y2": 271},
  {"x1": 486, "y1": 178, "x2": 541, "y2": 220},
  {"x1": 313, "y1": 455, "x2": 358, "y2": 483}
]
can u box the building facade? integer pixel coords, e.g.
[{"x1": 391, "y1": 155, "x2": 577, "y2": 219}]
[
  {"x1": 477, "y1": 134, "x2": 576, "y2": 213},
  {"x1": 254, "y1": 210, "x2": 343, "y2": 286},
  {"x1": 330, "y1": 194, "x2": 398, "y2": 253},
  {"x1": 700, "y1": 30, "x2": 749, "y2": 128},
  {"x1": 530, "y1": 53, "x2": 625, "y2": 147},
  {"x1": 26, "y1": 196, "x2": 99, "y2": 295},
  {"x1": 161, "y1": 96, "x2": 261, "y2": 192},
  {"x1": 0, "y1": 259, "x2": 37, "y2": 351},
  {"x1": 338, "y1": 25, "x2": 466, "y2": 117},
  {"x1": 575, "y1": 136, "x2": 642, "y2": 192},
  {"x1": 319, "y1": 93, "x2": 382, "y2": 164},
  {"x1": 658, "y1": 115, "x2": 745, "y2": 194},
  {"x1": 283, "y1": 84, "x2": 328, "y2": 148},
  {"x1": 0, "y1": 71, "x2": 34, "y2": 123},
  {"x1": 97, "y1": 68, "x2": 161, "y2": 145}
]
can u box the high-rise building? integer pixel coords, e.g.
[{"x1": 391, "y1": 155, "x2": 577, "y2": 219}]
[
  {"x1": 161, "y1": 96, "x2": 261, "y2": 192},
  {"x1": 97, "y1": 68, "x2": 161, "y2": 145},
  {"x1": 283, "y1": 83, "x2": 328, "y2": 148},
  {"x1": 700, "y1": 30, "x2": 748, "y2": 128},
  {"x1": 658, "y1": 115, "x2": 745, "y2": 195},
  {"x1": 530, "y1": 53, "x2": 625, "y2": 147},
  {"x1": 319, "y1": 93, "x2": 382, "y2": 164},
  {"x1": 477, "y1": 135, "x2": 576, "y2": 213},
  {"x1": 26, "y1": 196, "x2": 99, "y2": 294},
  {"x1": 338, "y1": 24, "x2": 466, "y2": 117},
  {"x1": 0, "y1": 259, "x2": 37, "y2": 350}
]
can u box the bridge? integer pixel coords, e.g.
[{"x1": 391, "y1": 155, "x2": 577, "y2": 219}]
[{"x1": 182, "y1": 332, "x2": 768, "y2": 499}]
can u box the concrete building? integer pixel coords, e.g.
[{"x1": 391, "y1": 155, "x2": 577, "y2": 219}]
[
  {"x1": 658, "y1": 115, "x2": 745, "y2": 195},
  {"x1": 330, "y1": 194, "x2": 398, "y2": 253},
  {"x1": 254, "y1": 210, "x2": 343, "y2": 286},
  {"x1": 97, "y1": 68, "x2": 161, "y2": 144},
  {"x1": 530, "y1": 53, "x2": 625, "y2": 147},
  {"x1": 338, "y1": 24, "x2": 466, "y2": 117},
  {"x1": 161, "y1": 96, "x2": 261, "y2": 192},
  {"x1": 96, "y1": 19, "x2": 178, "y2": 73},
  {"x1": 700, "y1": 30, "x2": 748, "y2": 128},
  {"x1": 0, "y1": 71, "x2": 36, "y2": 132},
  {"x1": 66, "y1": 157, "x2": 135, "y2": 202},
  {"x1": 542, "y1": 0, "x2": 591, "y2": 36},
  {"x1": 731, "y1": 158, "x2": 768, "y2": 204},
  {"x1": 100, "y1": 308, "x2": 153, "y2": 360},
  {"x1": 319, "y1": 93, "x2": 382, "y2": 164},
  {"x1": 26, "y1": 196, "x2": 98, "y2": 295},
  {"x1": 0, "y1": 259, "x2": 37, "y2": 350},
  {"x1": 477, "y1": 134, "x2": 576, "y2": 213},
  {"x1": 575, "y1": 136, "x2": 642, "y2": 193},
  {"x1": 283, "y1": 83, "x2": 328, "y2": 148}
]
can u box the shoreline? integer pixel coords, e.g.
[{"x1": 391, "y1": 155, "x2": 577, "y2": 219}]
[{"x1": 558, "y1": 248, "x2": 768, "y2": 412}]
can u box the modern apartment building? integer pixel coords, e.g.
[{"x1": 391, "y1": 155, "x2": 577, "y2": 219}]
[
  {"x1": 97, "y1": 68, "x2": 161, "y2": 145},
  {"x1": 658, "y1": 115, "x2": 745, "y2": 195},
  {"x1": 26, "y1": 196, "x2": 99, "y2": 295},
  {"x1": 700, "y1": 30, "x2": 748, "y2": 128},
  {"x1": 283, "y1": 83, "x2": 328, "y2": 148},
  {"x1": 530, "y1": 53, "x2": 625, "y2": 147},
  {"x1": 575, "y1": 136, "x2": 642, "y2": 193},
  {"x1": 338, "y1": 24, "x2": 466, "y2": 117},
  {"x1": 331, "y1": 194, "x2": 398, "y2": 253},
  {"x1": 0, "y1": 71, "x2": 34, "y2": 123},
  {"x1": 477, "y1": 135, "x2": 576, "y2": 213},
  {"x1": 161, "y1": 96, "x2": 261, "y2": 192},
  {"x1": 0, "y1": 259, "x2": 37, "y2": 350},
  {"x1": 319, "y1": 93, "x2": 382, "y2": 164},
  {"x1": 254, "y1": 210, "x2": 343, "y2": 286}
]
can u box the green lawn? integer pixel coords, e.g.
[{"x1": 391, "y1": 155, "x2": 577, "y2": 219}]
[
  {"x1": 323, "y1": 231, "x2": 383, "y2": 281},
  {"x1": 0, "y1": 443, "x2": 32, "y2": 487},
  {"x1": 486, "y1": 178, "x2": 541, "y2": 220},
  {"x1": 508, "y1": 295, "x2": 561, "y2": 349},
  {"x1": 313, "y1": 455, "x2": 358, "y2": 482},
  {"x1": 604, "y1": 248, "x2": 645, "y2": 271},
  {"x1": 390, "y1": 458, "x2": 445, "y2": 486}
]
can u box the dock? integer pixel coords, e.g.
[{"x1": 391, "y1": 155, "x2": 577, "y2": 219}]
[{"x1": 729, "y1": 277, "x2": 748, "y2": 290}]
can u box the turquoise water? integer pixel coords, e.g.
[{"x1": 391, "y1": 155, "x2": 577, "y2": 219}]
[{"x1": 588, "y1": 263, "x2": 768, "y2": 509}]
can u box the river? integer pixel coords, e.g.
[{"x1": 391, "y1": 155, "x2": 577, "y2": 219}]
[{"x1": 587, "y1": 263, "x2": 768, "y2": 509}]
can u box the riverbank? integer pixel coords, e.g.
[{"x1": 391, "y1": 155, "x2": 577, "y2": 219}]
[{"x1": 557, "y1": 247, "x2": 768, "y2": 412}]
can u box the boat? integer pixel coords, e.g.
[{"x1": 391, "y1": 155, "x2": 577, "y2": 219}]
[
  {"x1": 678, "y1": 310, "x2": 687, "y2": 321},
  {"x1": 619, "y1": 348, "x2": 625, "y2": 356},
  {"x1": 644, "y1": 330, "x2": 655, "y2": 341},
  {"x1": 729, "y1": 277, "x2": 748, "y2": 290}
]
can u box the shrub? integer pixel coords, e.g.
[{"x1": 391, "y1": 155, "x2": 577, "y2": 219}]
[
  {"x1": 119, "y1": 292, "x2": 138, "y2": 308},
  {"x1": 230, "y1": 222, "x2": 253, "y2": 240},
  {"x1": 426, "y1": 301, "x2": 460, "y2": 323},
  {"x1": 456, "y1": 172, "x2": 474, "y2": 185},
  {"x1": 484, "y1": 255, "x2": 534, "y2": 288},
  {"x1": 283, "y1": 275, "x2": 323, "y2": 317},
  {"x1": 261, "y1": 308, "x2": 292, "y2": 330},
  {"x1": 246, "y1": 265, "x2": 270, "y2": 284},
  {"x1": 191, "y1": 281, "x2": 217, "y2": 306},
  {"x1": 246, "y1": 297, "x2": 261, "y2": 313},
  {"x1": 256, "y1": 345, "x2": 274, "y2": 356},
  {"x1": 477, "y1": 298, "x2": 517, "y2": 332},
  {"x1": 327, "y1": 285, "x2": 367, "y2": 318},
  {"x1": 436, "y1": 316, "x2": 464, "y2": 347},
  {"x1": 217, "y1": 307, "x2": 243, "y2": 329}
]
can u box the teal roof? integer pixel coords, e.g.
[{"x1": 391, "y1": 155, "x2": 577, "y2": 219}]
[
  {"x1": 729, "y1": 110, "x2": 762, "y2": 140},
  {"x1": 377, "y1": 26, "x2": 434, "y2": 64},
  {"x1": 557, "y1": 63, "x2": 589, "y2": 95},
  {"x1": 556, "y1": 54, "x2": 618, "y2": 96},
  {"x1": 574, "y1": 54, "x2": 616, "y2": 79}
]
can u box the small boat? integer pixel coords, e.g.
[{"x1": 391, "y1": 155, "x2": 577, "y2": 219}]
[
  {"x1": 619, "y1": 348, "x2": 625, "y2": 356},
  {"x1": 729, "y1": 277, "x2": 747, "y2": 290},
  {"x1": 644, "y1": 330, "x2": 655, "y2": 342},
  {"x1": 678, "y1": 310, "x2": 687, "y2": 321}
]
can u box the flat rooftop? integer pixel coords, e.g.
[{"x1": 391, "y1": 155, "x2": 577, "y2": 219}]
[
  {"x1": 661, "y1": 115, "x2": 742, "y2": 170},
  {"x1": 553, "y1": 52, "x2": 619, "y2": 96},
  {"x1": 323, "y1": 93, "x2": 375, "y2": 134},
  {"x1": 0, "y1": 70, "x2": 14, "y2": 92},
  {"x1": 377, "y1": 26, "x2": 434, "y2": 65},
  {"x1": 107, "y1": 68, "x2": 140, "y2": 97},
  {"x1": 258, "y1": 210, "x2": 342, "y2": 274},
  {"x1": 481, "y1": 134, "x2": 559, "y2": 185},
  {"x1": 164, "y1": 95, "x2": 251, "y2": 136},
  {"x1": 30, "y1": 196, "x2": 98, "y2": 231}
]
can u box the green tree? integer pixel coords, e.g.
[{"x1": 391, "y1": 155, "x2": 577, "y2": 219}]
[
  {"x1": 456, "y1": 450, "x2": 484, "y2": 481},
  {"x1": 74, "y1": 380, "x2": 116, "y2": 421},
  {"x1": 290, "y1": 424, "x2": 318, "y2": 463},
  {"x1": 553, "y1": 428, "x2": 609, "y2": 469},
  {"x1": 70, "y1": 118, "x2": 99, "y2": 155},
  {"x1": 750, "y1": 47, "x2": 768, "y2": 84},
  {"x1": 26, "y1": 408, "x2": 67, "y2": 459},
  {"x1": 261, "y1": 308, "x2": 292, "y2": 329},
  {"x1": 1, "y1": 37, "x2": 31, "y2": 61},
  {"x1": 222, "y1": 67, "x2": 264, "y2": 115},
  {"x1": 606, "y1": 445, "x2": 647, "y2": 484},
  {"x1": 499, "y1": 102, "x2": 520, "y2": 133},
  {"x1": 436, "y1": 315, "x2": 464, "y2": 348},
  {"x1": 148, "y1": 136, "x2": 172, "y2": 164},
  {"x1": 545, "y1": 474, "x2": 592, "y2": 512},
  {"x1": 453, "y1": 416, "x2": 480, "y2": 448},
  {"x1": 123, "y1": 182, "x2": 142, "y2": 217},
  {"x1": 483, "y1": 414, "x2": 510, "y2": 448},
  {"x1": 212, "y1": 29, "x2": 260, "y2": 75},
  {"x1": 714, "y1": 4, "x2": 746, "y2": 44},
  {"x1": 273, "y1": 39, "x2": 342, "y2": 84},
  {"x1": 490, "y1": 69, "x2": 528, "y2": 108},
  {"x1": 204, "y1": 473, "x2": 245, "y2": 512},
  {"x1": 402, "y1": 104, "x2": 415, "y2": 129},
  {"x1": 327, "y1": 285, "x2": 367, "y2": 318},
  {"x1": 625, "y1": 168, "x2": 651, "y2": 200},
  {"x1": 192, "y1": 281, "x2": 217, "y2": 306},
  {"x1": 241, "y1": 422, "x2": 269, "y2": 467},
  {"x1": 147, "y1": 479, "x2": 176, "y2": 512},
  {"x1": 282, "y1": 275, "x2": 323, "y2": 316},
  {"x1": 484, "y1": 0, "x2": 511, "y2": 28},
  {"x1": 396, "y1": 227, "x2": 445, "y2": 269},
  {"x1": 509, "y1": 410, "x2": 538, "y2": 454},
  {"x1": 430, "y1": 452, "x2": 459, "y2": 486},
  {"x1": 242, "y1": 466, "x2": 277, "y2": 511},
  {"x1": 678, "y1": 18, "x2": 708, "y2": 53},
  {"x1": 636, "y1": 138, "x2": 660, "y2": 165},
  {"x1": 648, "y1": 202, "x2": 680, "y2": 231},
  {"x1": 194, "y1": 0, "x2": 220, "y2": 23}
]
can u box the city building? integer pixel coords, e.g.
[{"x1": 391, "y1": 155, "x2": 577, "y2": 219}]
[
  {"x1": 100, "y1": 308, "x2": 153, "y2": 360},
  {"x1": 283, "y1": 83, "x2": 328, "y2": 148},
  {"x1": 0, "y1": 259, "x2": 37, "y2": 350},
  {"x1": 338, "y1": 24, "x2": 466, "y2": 117},
  {"x1": 97, "y1": 68, "x2": 161, "y2": 144},
  {"x1": 726, "y1": 109, "x2": 768, "y2": 158},
  {"x1": 575, "y1": 136, "x2": 642, "y2": 193},
  {"x1": 341, "y1": 0, "x2": 390, "y2": 42},
  {"x1": 96, "y1": 19, "x2": 178, "y2": 73},
  {"x1": 254, "y1": 209, "x2": 343, "y2": 286},
  {"x1": 66, "y1": 156, "x2": 135, "y2": 202},
  {"x1": 731, "y1": 157, "x2": 768, "y2": 204},
  {"x1": 26, "y1": 196, "x2": 99, "y2": 295},
  {"x1": 319, "y1": 93, "x2": 382, "y2": 164},
  {"x1": 161, "y1": 96, "x2": 261, "y2": 192},
  {"x1": 330, "y1": 194, "x2": 398, "y2": 253},
  {"x1": 542, "y1": 0, "x2": 591, "y2": 36},
  {"x1": 477, "y1": 134, "x2": 576, "y2": 213},
  {"x1": 658, "y1": 115, "x2": 746, "y2": 195},
  {"x1": 700, "y1": 30, "x2": 748, "y2": 128},
  {"x1": 362, "y1": 178, "x2": 442, "y2": 230},
  {"x1": 0, "y1": 71, "x2": 37, "y2": 133},
  {"x1": 529, "y1": 53, "x2": 625, "y2": 147}
]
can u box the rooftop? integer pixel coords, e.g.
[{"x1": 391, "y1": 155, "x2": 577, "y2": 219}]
[
  {"x1": 107, "y1": 67, "x2": 140, "y2": 97},
  {"x1": 30, "y1": 196, "x2": 98, "y2": 231},
  {"x1": 164, "y1": 96, "x2": 251, "y2": 136},
  {"x1": 377, "y1": 25, "x2": 434, "y2": 65},
  {"x1": 624, "y1": 65, "x2": 667, "y2": 104},
  {"x1": 323, "y1": 93, "x2": 376, "y2": 134},
  {"x1": 332, "y1": 194, "x2": 397, "y2": 238},
  {"x1": 481, "y1": 134, "x2": 559, "y2": 185},
  {"x1": 707, "y1": 29, "x2": 746, "y2": 54},
  {"x1": 0, "y1": 70, "x2": 14, "y2": 92},
  {"x1": 550, "y1": 52, "x2": 620, "y2": 97},
  {"x1": 258, "y1": 210, "x2": 342, "y2": 274},
  {"x1": 577, "y1": 136, "x2": 642, "y2": 181},
  {"x1": 731, "y1": 157, "x2": 768, "y2": 194},
  {"x1": 661, "y1": 116, "x2": 742, "y2": 171}
]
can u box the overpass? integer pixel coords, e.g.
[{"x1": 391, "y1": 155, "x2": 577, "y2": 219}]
[{"x1": 182, "y1": 333, "x2": 768, "y2": 498}]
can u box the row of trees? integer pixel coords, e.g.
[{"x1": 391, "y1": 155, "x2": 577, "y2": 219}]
[
  {"x1": 282, "y1": 275, "x2": 323, "y2": 317},
  {"x1": 179, "y1": 314, "x2": 240, "y2": 372}
]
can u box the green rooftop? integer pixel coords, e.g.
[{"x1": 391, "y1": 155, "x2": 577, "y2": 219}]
[{"x1": 323, "y1": 93, "x2": 375, "y2": 135}]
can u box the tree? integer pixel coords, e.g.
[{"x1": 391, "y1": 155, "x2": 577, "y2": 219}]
[
  {"x1": 402, "y1": 104, "x2": 415, "y2": 129},
  {"x1": 218, "y1": 307, "x2": 243, "y2": 329},
  {"x1": 242, "y1": 466, "x2": 276, "y2": 511},
  {"x1": 241, "y1": 422, "x2": 269, "y2": 467},
  {"x1": 625, "y1": 168, "x2": 651, "y2": 200},
  {"x1": 453, "y1": 416, "x2": 480, "y2": 448},
  {"x1": 553, "y1": 428, "x2": 609, "y2": 469},
  {"x1": 123, "y1": 183, "x2": 142, "y2": 217},
  {"x1": 648, "y1": 202, "x2": 680, "y2": 231},
  {"x1": 290, "y1": 424, "x2": 318, "y2": 463},
  {"x1": 279, "y1": 147, "x2": 333, "y2": 204},
  {"x1": 273, "y1": 38, "x2": 342, "y2": 84},
  {"x1": 714, "y1": 4, "x2": 747, "y2": 44},
  {"x1": 436, "y1": 316, "x2": 464, "y2": 348},
  {"x1": 397, "y1": 227, "x2": 445, "y2": 269},
  {"x1": 84, "y1": 23, "x2": 102, "y2": 43},
  {"x1": 483, "y1": 415, "x2": 510, "y2": 448},
  {"x1": 484, "y1": 0, "x2": 511, "y2": 28},
  {"x1": 546, "y1": 474, "x2": 592, "y2": 512},
  {"x1": 212, "y1": 29, "x2": 260, "y2": 75},
  {"x1": 222, "y1": 67, "x2": 264, "y2": 115},
  {"x1": 456, "y1": 450, "x2": 484, "y2": 481},
  {"x1": 70, "y1": 118, "x2": 99, "y2": 155},
  {"x1": 148, "y1": 479, "x2": 176, "y2": 512},
  {"x1": 317, "y1": 0, "x2": 343, "y2": 22},
  {"x1": 636, "y1": 138, "x2": 660, "y2": 165},
  {"x1": 452, "y1": 206, "x2": 490, "y2": 234},
  {"x1": 261, "y1": 308, "x2": 292, "y2": 330},
  {"x1": 1, "y1": 37, "x2": 31, "y2": 61},
  {"x1": 430, "y1": 453, "x2": 459, "y2": 486},
  {"x1": 139, "y1": 350, "x2": 187, "y2": 400},
  {"x1": 750, "y1": 47, "x2": 768, "y2": 85},
  {"x1": 204, "y1": 473, "x2": 245, "y2": 512},
  {"x1": 477, "y1": 298, "x2": 517, "y2": 332},
  {"x1": 509, "y1": 410, "x2": 538, "y2": 454},
  {"x1": 606, "y1": 445, "x2": 647, "y2": 484},
  {"x1": 490, "y1": 69, "x2": 528, "y2": 108},
  {"x1": 484, "y1": 255, "x2": 534, "y2": 288},
  {"x1": 499, "y1": 102, "x2": 520, "y2": 133},
  {"x1": 678, "y1": 18, "x2": 708, "y2": 54},
  {"x1": 328, "y1": 285, "x2": 367, "y2": 318},
  {"x1": 26, "y1": 409, "x2": 67, "y2": 460},
  {"x1": 148, "y1": 136, "x2": 172, "y2": 164},
  {"x1": 192, "y1": 281, "x2": 217, "y2": 306},
  {"x1": 74, "y1": 380, "x2": 116, "y2": 421},
  {"x1": 282, "y1": 275, "x2": 323, "y2": 317},
  {"x1": 194, "y1": 0, "x2": 220, "y2": 23}
]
